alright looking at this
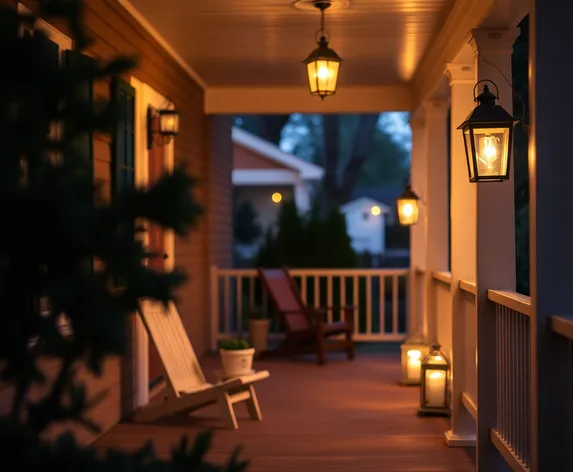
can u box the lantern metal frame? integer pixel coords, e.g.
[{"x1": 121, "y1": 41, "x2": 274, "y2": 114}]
[
  {"x1": 147, "y1": 106, "x2": 180, "y2": 150},
  {"x1": 396, "y1": 179, "x2": 422, "y2": 226},
  {"x1": 456, "y1": 80, "x2": 517, "y2": 183},
  {"x1": 302, "y1": 0, "x2": 343, "y2": 100},
  {"x1": 418, "y1": 344, "x2": 451, "y2": 417},
  {"x1": 400, "y1": 329, "x2": 431, "y2": 386}
]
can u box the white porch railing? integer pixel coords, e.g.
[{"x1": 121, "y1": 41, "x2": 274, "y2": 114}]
[{"x1": 209, "y1": 267, "x2": 409, "y2": 350}]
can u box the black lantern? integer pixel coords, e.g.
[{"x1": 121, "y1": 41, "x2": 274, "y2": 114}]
[
  {"x1": 457, "y1": 80, "x2": 516, "y2": 182},
  {"x1": 303, "y1": 1, "x2": 342, "y2": 100},
  {"x1": 147, "y1": 107, "x2": 179, "y2": 149},
  {"x1": 396, "y1": 181, "x2": 420, "y2": 226},
  {"x1": 418, "y1": 344, "x2": 451, "y2": 417}
]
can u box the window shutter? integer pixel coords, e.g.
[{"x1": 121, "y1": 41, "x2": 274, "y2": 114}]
[
  {"x1": 111, "y1": 78, "x2": 136, "y2": 197},
  {"x1": 63, "y1": 50, "x2": 94, "y2": 171}
]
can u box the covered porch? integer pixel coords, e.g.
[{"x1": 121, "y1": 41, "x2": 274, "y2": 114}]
[
  {"x1": 95, "y1": 351, "x2": 475, "y2": 471},
  {"x1": 101, "y1": 0, "x2": 573, "y2": 471}
]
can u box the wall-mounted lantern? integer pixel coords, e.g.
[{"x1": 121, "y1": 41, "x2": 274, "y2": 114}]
[
  {"x1": 396, "y1": 182, "x2": 420, "y2": 226},
  {"x1": 271, "y1": 192, "x2": 282, "y2": 204},
  {"x1": 400, "y1": 330, "x2": 431, "y2": 385},
  {"x1": 457, "y1": 80, "x2": 516, "y2": 182},
  {"x1": 147, "y1": 107, "x2": 180, "y2": 149},
  {"x1": 418, "y1": 344, "x2": 451, "y2": 417},
  {"x1": 303, "y1": 0, "x2": 342, "y2": 100}
]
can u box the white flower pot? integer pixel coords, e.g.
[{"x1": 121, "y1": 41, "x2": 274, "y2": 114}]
[
  {"x1": 248, "y1": 318, "x2": 270, "y2": 353},
  {"x1": 219, "y1": 348, "x2": 255, "y2": 377}
]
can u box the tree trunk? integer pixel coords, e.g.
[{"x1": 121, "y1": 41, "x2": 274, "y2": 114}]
[
  {"x1": 258, "y1": 115, "x2": 291, "y2": 145},
  {"x1": 321, "y1": 114, "x2": 380, "y2": 211}
]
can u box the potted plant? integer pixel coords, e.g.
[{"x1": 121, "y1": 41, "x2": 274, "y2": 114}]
[
  {"x1": 219, "y1": 339, "x2": 255, "y2": 377},
  {"x1": 248, "y1": 308, "x2": 271, "y2": 354}
]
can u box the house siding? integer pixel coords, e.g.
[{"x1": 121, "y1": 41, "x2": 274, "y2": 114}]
[{"x1": 0, "y1": 0, "x2": 231, "y2": 446}]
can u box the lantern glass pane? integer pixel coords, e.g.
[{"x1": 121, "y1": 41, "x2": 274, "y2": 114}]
[
  {"x1": 160, "y1": 112, "x2": 179, "y2": 135},
  {"x1": 397, "y1": 198, "x2": 419, "y2": 226},
  {"x1": 425, "y1": 352, "x2": 448, "y2": 365},
  {"x1": 424, "y1": 369, "x2": 447, "y2": 407},
  {"x1": 463, "y1": 129, "x2": 475, "y2": 181},
  {"x1": 306, "y1": 59, "x2": 339, "y2": 95},
  {"x1": 471, "y1": 127, "x2": 510, "y2": 178}
]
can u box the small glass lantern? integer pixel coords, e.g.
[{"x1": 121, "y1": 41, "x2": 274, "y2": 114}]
[
  {"x1": 418, "y1": 344, "x2": 451, "y2": 416},
  {"x1": 400, "y1": 330, "x2": 431, "y2": 385},
  {"x1": 158, "y1": 109, "x2": 180, "y2": 138},
  {"x1": 396, "y1": 183, "x2": 420, "y2": 226},
  {"x1": 457, "y1": 80, "x2": 516, "y2": 183}
]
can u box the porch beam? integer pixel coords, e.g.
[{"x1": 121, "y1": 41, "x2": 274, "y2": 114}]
[
  {"x1": 471, "y1": 27, "x2": 520, "y2": 470},
  {"x1": 409, "y1": 115, "x2": 428, "y2": 336},
  {"x1": 421, "y1": 101, "x2": 450, "y2": 345},
  {"x1": 204, "y1": 85, "x2": 412, "y2": 114},
  {"x1": 410, "y1": 0, "x2": 496, "y2": 108},
  {"x1": 444, "y1": 60, "x2": 477, "y2": 449},
  {"x1": 529, "y1": 1, "x2": 573, "y2": 470}
]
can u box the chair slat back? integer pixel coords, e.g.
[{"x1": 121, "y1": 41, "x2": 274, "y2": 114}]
[
  {"x1": 257, "y1": 268, "x2": 310, "y2": 332},
  {"x1": 138, "y1": 300, "x2": 207, "y2": 396}
]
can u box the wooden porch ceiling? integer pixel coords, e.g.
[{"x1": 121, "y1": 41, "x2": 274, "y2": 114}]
[
  {"x1": 125, "y1": 0, "x2": 452, "y2": 88},
  {"x1": 93, "y1": 351, "x2": 475, "y2": 471}
]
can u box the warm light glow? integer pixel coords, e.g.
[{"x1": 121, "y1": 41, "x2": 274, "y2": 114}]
[
  {"x1": 271, "y1": 192, "x2": 282, "y2": 203},
  {"x1": 371, "y1": 205, "x2": 381, "y2": 216},
  {"x1": 425, "y1": 369, "x2": 446, "y2": 407},
  {"x1": 407, "y1": 350, "x2": 422, "y2": 360},
  {"x1": 159, "y1": 110, "x2": 179, "y2": 135},
  {"x1": 306, "y1": 59, "x2": 340, "y2": 98},
  {"x1": 397, "y1": 199, "x2": 419, "y2": 226}
]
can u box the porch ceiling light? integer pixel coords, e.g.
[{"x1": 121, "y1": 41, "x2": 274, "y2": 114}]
[
  {"x1": 147, "y1": 106, "x2": 180, "y2": 149},
  {"x1": 303, "y1": 0, "x2": 342, "y2": 100},
  {"x1": 418, "y1": 344, "x2": 451, "y2": 417},
  {"x1": 396, "y1": 182, "x2": 420, "y2": 226},
  {"x1": 457, "y1": 80, "x2": 516, "y2": 183}
]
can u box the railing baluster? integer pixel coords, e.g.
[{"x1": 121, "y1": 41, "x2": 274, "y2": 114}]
[
  {"x1": 353, "y1": 275, "x2": 359, "y2": 334},
  {"x1": 223, "y1": 275, "x2": 230, "y2": 335},
  {"x1": 327, "y1": 275, "x2": 333, "y2": 323},
  {"x1": 236, "y1": 275, "x2": 243, "y2": 338},
  {"x1": 392, "y1": 275, "x2": 398, "y2": 334},
  {"x1": 366, "y1": 273, "x2": 372, "y2": 335},
  {"x1": 301, "y1": 275, "x2": 307, "y2": 305},
  {"x1": 314, "y1": 275, "x2": 320, "y2": 309},
  {"x1": 249, "y1": 275, "x2": 255, "y2": 311},
  {"x1": 379, "y1": 275, "x2": 385, "y2": 334}
]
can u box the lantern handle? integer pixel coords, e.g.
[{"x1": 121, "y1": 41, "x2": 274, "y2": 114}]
[
  {"x1": 314, "y1": 28, "x2": 331, "y2": 44},
  {"x1": 473, "y1": 79, "x2": 499, "y2": 103}
]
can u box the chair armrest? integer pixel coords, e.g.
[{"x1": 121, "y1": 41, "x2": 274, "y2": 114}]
[{"x1": 315, "y1": 306, "x2": 355, "y2": 330}]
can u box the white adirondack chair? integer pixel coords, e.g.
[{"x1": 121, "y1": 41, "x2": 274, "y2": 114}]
[{"x1": 134, "y1": 300, "x2": 269, "y2": 429}]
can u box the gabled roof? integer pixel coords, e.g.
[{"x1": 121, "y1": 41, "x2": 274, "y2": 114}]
[
  {"x1": 340, "y1": 197, "x2": 392, "y2": 214},
  {"x1": 232, "y1": 127, "x2": 324, "y2": 181}
]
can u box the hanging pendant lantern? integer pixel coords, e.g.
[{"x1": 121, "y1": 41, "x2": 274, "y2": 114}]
[
  {"x1": 457, "y1": 80, "x2": 517, "y2": 182},
  {"x1": 303, "y1": 1, "x2": 342, "y2": 100}
]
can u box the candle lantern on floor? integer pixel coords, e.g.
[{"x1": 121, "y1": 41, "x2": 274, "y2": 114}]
[
  {"x1": 418, "y1": 344, "x2": 450, "y2": 416},
  {"x1": 400, "y1": 330, "x2": 430, "y2": 385}
]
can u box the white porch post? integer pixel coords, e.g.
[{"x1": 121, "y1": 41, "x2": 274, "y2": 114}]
[
  {"x1": 529, "y1": 1, "x2": 572, "y2": 469},
  {"x1": 471, "y1": 28, "x2": 519, "y2": 470},
  {"x1": 409, "y1": 116, "x2": 427, "y2": 335},
  {"x1": 421, "y1": 101, "x2": 450, "y2": 344},
  {"x1": 445, "y1": 60, "x2": 477, "y2": 447}
]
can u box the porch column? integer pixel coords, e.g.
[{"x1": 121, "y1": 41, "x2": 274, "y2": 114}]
[
  {"x1": 409, "y1": 116, "x2": 427, "y2": 335},
  {"x1": 421, "y1": 100, "x2": 449, "y2": 344},
  {"x1": 471, "y1": 28, "x2": 519, "y2": 470},
  {"x1": 445, "y1": 61, "x2": 477, "y2": 447},
  {"x1": 529, "y1": 2, "x2": 573, "y2": 469}
]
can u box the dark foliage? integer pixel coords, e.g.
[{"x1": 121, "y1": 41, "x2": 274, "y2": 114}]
[{"x1": 0, "y1": 1, "x2": 247, "y2": 470}]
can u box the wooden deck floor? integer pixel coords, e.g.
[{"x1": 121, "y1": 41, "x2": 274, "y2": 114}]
[{"x1": 93, "y1": 349, "x2": 476, "y2": 471}]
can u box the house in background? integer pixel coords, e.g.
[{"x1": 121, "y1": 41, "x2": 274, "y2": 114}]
[
  {"x1": 232, "y1": 127, "x2": 324, "y2": 258},
  {"x1": 350, "y1": 185, "x2": 403, "y2": 225},
  {"x1": 340, "y1": 197, "x2": 391, "y2": 263}
]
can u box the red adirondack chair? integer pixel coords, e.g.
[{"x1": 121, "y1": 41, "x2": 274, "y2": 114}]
[{"x1": 257, "y1": 267, "x2": 356, "y2": 365}]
